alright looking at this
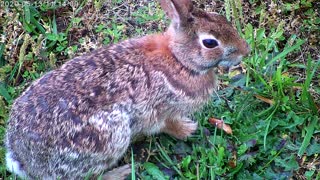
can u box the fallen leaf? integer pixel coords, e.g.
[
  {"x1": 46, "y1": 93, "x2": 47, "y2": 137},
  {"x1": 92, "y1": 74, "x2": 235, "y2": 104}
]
[
  {"x1": 254, "y1": 94, "x2": 274, "y2": 105},
  {"x1": 228, "y1": 151, "x2": 237, "y2": 168},
  {"x1": 208, "y1": 118, "x2": 233, "y2": 134}
]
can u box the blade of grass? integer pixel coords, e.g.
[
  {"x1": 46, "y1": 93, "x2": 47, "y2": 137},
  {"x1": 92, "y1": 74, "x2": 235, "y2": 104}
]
[
  {"x1": 24, "y1": 3, "x2": 31, "y2": 24},
  {"x1": 22, "y1": 4, "x2": 45, "y2": 34},
  {"x1": 259, "y1": 146, "x2": 284, "y2": 175},
  {"x1": 30, "y1": 14, "x2": 46, "y2": 34},
  {"x1": 230, "y1": 0, "x2": 242, "y2": 34},
  {"x1": 256, "y1": 104, "x2": 274, "y2": 118},
  {"x1": 302, "y1": 55, "x2": 320, "y2": 114},
  {"x1": 275, "y1": 59, "x2": 285, "y2": 97},
  {"x1": 0, "y1": 82, "x2": 12, "y2": 104},
  {"x1": 0, "y1": 43, "x2": 5, "y2": 67},
  {"x1": 265, "y1": 38, "x2": 305, "y2": 68},
  {"x1": 52, "y1": 13, "x2": 58, "y2": 35},
  {"x1": 263, "y1": 103, "x2": 279, "y2": 150},
  {"x1": 156, "y1": 142, "x2": 185, "y2": 178},
  {"x1": 210, "y1": 167, "x2": 215, "y2": 180},
  {"x1": 0, "y1": 43, "x2": 4, "y2": 57},
  {"x1": 131, "y1": 148, "x2": 136, "y2": 180},
  {"x1": 224, "y1": 0, "x2": 231, "y2": 21},
  {"x1": 9, "y1": 63, "x2": 18, "y2": 83},
  {"x1": 29, "y1": 6, "x2": 46, "y2": 34},
  {"x1": 298, "y1": 117, "x2": 318, "y2": 156}
]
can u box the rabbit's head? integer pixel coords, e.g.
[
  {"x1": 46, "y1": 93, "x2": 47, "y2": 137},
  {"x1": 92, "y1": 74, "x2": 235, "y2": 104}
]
[{"x1": 159, "y1": 0, "x2": 250, "y2": 73}]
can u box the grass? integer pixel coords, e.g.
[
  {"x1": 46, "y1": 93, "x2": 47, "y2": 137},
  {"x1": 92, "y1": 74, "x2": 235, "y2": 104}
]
[{"x1": 0, "y1": 0, "x2": 319, "y2": 179}]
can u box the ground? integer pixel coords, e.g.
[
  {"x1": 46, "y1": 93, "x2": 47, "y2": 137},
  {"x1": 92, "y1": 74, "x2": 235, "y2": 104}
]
[{"x1": 0, "y1": 0, "x2": 319, "y2": 179}]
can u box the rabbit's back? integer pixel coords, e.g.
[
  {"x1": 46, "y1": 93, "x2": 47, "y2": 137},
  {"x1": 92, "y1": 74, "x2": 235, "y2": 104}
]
[{"x1": 6, "y1": 42, "x2": 149, "y2": 178}]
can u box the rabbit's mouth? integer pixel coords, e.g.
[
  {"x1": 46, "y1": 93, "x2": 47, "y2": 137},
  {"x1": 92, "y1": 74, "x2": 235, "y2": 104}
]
[
  {"x1": 192, "y1": 59, "x2": 236, "y2": 72},
  {"x1": 217, "y1": 57, "x2": 242, "y2": 70},
  {"x1": 187, "y1": 57, "x2": 242, "y2": 72}
]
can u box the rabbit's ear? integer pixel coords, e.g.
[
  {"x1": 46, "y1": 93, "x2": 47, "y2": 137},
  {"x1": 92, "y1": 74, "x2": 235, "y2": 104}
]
[{"x1": 159, "y1": 0, "x2": 193, "y2": 29}]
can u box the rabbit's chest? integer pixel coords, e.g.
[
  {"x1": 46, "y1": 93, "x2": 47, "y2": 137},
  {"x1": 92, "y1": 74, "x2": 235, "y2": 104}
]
[
  {"x1": 155, "y1": 90, "x2": 210, "y2": 117},
  {"x1": 171, "y1": 95, "x2": 209, "y2": 114}
]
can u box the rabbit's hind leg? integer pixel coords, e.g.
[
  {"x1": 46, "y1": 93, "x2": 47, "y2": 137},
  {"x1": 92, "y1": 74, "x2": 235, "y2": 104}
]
[
  {"x1": 102, "y1": 164, "x2": 132, "y2": 180},
  {"x1": 53, "y1": 108, "x2": 133, "y2": 179}
]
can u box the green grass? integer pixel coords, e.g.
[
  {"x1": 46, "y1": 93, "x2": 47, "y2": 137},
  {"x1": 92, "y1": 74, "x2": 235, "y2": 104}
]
[{"x1": 0, "y1": 0, "x2": 319, "y2": 179}]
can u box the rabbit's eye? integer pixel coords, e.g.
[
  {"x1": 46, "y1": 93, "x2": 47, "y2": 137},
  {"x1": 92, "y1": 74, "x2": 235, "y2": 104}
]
[{"x1": 202, "y1": 39, "x2": 219, "y2": 48}]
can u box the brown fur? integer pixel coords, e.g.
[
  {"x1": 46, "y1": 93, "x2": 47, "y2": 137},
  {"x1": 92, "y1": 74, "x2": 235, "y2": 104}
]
[{"x1": 5, "y1": 0, "x2": 249, "y2": 179}]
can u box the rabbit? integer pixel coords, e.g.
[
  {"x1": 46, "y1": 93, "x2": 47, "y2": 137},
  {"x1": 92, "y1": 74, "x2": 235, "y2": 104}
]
[{"x1": 5, "y1": 0, "x2": 250, "y2": 179}]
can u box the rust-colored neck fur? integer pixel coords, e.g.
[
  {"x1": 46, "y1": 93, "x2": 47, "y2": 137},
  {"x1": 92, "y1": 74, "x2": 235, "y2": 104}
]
[{"x1": 140, "y1": 33, "x2": 172, "y2": 56}]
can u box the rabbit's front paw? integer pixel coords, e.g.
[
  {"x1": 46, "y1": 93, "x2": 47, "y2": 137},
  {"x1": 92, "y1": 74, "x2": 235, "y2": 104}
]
[{"x1": 162, "y1": 118, "x2": 198, "y2": 139}]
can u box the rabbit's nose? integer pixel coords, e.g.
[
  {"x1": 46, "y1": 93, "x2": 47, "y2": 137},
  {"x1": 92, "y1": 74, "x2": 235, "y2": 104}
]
[{"x1": 224, "y1": 47, "x2": 237, "y2": 57}]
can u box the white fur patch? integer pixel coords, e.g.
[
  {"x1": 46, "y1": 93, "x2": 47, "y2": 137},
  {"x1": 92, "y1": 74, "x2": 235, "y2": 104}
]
[
  {"x1": 170, "y1": 1, "x2": 180, "y2": 28},
  {"x1": 6, "y1": 151, "x2": 27, "y2": 178},
  {"x1": 146, "y1": 120, "x2": 166, "y2": 135},
  {"x1": 88, "y1": 105, "x2": 130, "y2": 131},
  {"x1": 198, "y1": 33, "x2": 220, "y2": 49},
  {"x1": 209, "y1": 12, "x2": 220, "y2": 15}
]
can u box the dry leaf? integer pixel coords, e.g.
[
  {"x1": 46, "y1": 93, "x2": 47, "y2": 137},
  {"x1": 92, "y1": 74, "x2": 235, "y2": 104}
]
[
  {"x1": 254, "y1": 94, "x2": 274, "y2": 105},
  {"x1": 208, "y1": 118, "x2": 233, "y2": 134},
  {"x1": 228, "y1": 151, "x2": 238, "y2": 168}
]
